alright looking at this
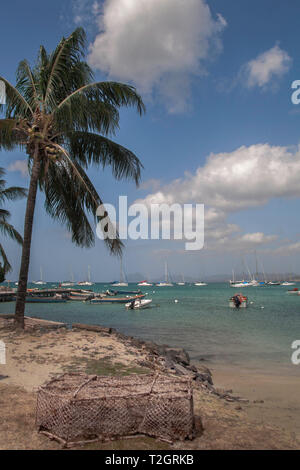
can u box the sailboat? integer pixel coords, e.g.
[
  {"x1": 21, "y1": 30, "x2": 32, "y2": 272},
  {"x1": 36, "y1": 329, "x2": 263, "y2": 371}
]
[
  {"x1": 137, "y1": 280, "x2": 153, "y2": 286},
  {"x1": 156, "y1": 262, "x2": 173, "y2": 287},
  {"x1": 111, "y1": 259, "x2": 128, "y2": 287},
  {"x1": 194, "y1": 281, "x2": 207, "y2": 286},
  {"x1": 33, "y1": 267, "x2": 46, "y2": 285},
  {"x1": 61, "y1": 267, "x2": 76, "y2": 287},
  {"x1": 177, "y1": 274, "x2": 185, "y2": 286},
  {"x1": 78, "y1": 266, "x2": 94, "y2": 286}
]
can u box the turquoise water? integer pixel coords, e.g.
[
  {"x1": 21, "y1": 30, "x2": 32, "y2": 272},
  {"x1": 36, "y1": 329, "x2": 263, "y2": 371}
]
[{"x1": 2, "y1": 282, "x2": 300, "y2": 373}]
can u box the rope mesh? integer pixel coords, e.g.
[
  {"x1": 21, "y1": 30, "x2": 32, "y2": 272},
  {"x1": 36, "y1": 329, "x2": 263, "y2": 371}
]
[{"x1": 36, "y1": 372, "x2": 195, "y2": 445}]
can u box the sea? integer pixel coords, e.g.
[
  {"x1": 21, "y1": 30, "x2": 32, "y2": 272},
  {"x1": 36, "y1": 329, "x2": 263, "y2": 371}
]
[{"x1": 1, "y1": 282, "x2": 300, "y2": 376}]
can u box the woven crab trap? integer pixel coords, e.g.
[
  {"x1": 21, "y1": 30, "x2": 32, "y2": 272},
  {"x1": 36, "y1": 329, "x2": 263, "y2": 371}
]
[{"x1": 36, "y1": 372, "x2": 195, "y2": 447}]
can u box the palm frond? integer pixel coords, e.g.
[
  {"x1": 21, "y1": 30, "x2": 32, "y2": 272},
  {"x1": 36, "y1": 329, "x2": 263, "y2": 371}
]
[
  {"x1": 16, "y1": 60, "x2": 40, "y2": 110},
  {"x1": 0, "y1": 186, "x2": 27, "y2": 202},
  {"x1": 0, "y1": 118, "x2": 25, "y2": 150},
  {"x1": 0, "y1": 76, "x2": 33, "y2": 118},
  {"x1": 0, "y1": 243, "x2": 11, "y2": 273},
  {"x1": 42, "y1": 154, "x2": 122, "y2": 253},
  {"x1": 43, "y1": 28, "x2": 88, "y2": 110},
  {"x1": 67, "y1": 131, "x2": 143, "y2": 185},
  {"x1": 56, "y1": 81, "x2": 145, "y2": 116},
  {"x1": 54, "y1": 96, "x2": 120, "y2": 135},
  {"x1": 0, "y1": 220, "x2": 23, "y2": 244}
]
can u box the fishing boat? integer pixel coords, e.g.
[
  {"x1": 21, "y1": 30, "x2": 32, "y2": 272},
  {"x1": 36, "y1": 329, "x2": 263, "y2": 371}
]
[
  {"x1": 90, "y1": 294, "x2": 145, "y2": 304},
  {"x1": 229, "y1": 293, "x2": 248, "y2": 308},
  {"x1": 111, "y1": 259, "x2": 128, "y2": 287},
  {"x1": 26, "y1": 294, "x2": 67, "y2": 303},
  {"x1": 125, "y1": 299, "x2": 152, "y2": 309},
  {"x1": 156, "y1": 262, "x2": 173, "y2": 286},
  {"x1": 109, "y1": 289, "x2": 142, "y2": 295}
]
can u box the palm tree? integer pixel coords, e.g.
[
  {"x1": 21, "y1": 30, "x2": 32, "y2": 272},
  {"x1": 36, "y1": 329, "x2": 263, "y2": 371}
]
[
  {"x1": 0, "y1": 167, "x2": 26, "y2": 281},
  {"x1": 0, "y1": 28, "x2": 145, "y2": 328}
]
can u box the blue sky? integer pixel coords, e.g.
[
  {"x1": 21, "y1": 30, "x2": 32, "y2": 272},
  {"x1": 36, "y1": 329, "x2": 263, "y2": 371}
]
[{"x1": 1, "y1": 0, "x2": 300, "y2": 281}]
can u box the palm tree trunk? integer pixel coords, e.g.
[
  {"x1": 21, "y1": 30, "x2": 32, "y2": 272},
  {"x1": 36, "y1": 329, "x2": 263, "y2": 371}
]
[{"x1": 15, "y1": 146, "x2": 40, "y2": 329}]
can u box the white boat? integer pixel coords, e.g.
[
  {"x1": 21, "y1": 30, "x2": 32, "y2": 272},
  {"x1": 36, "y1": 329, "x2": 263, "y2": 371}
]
[
  {"x1": 111, "y1": 258, "x2": 128, "y2": 287},
  {"x1": 125, "y1": 299, "x2": 152, "y2": 309},
  {"x1": 287, "y1": 288, "x2": 300, "y2": 294},
  {"x1": 78, "y1": 266, "x2": 94, "y2": 286},
  {"x1": 156, "y1": 262, "x2": 173, "y2": 287},
  {"x1": 137, "y1": 280, "x2": 153, "y2": 286},
  {"x1": 194, "y1": 282, "x2": 207, "y2": 286},
  {"x1": 177, "y1": 274, "x2": 186, "y2": 286},
  {"x1": 61, "y1": 281, "x2": 75, "y2": 287},
  {"x1": 230, "y1": 281, "x2": 250, "y2": 288},
  {"x1": 281, "y1": 281, "x2": 296, "y2": 286}
]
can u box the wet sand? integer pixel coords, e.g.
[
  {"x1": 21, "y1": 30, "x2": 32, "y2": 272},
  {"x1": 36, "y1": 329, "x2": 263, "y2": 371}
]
[{"x1": 212, "y1": 364, "x2": 300, "y2": 437}]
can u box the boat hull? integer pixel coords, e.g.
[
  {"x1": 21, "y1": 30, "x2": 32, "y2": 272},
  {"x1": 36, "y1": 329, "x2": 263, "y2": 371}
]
[{"x1": 91, "y1": 294, "x2": 145, "y2": 304}]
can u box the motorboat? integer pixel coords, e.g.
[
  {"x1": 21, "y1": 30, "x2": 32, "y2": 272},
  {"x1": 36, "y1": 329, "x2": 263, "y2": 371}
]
[
  {"x1": 125, "y1": 299, "x2": 152, "y2": 309},
  {"x1": 287, "y1": 288, "x2": 300, "y2": 294},
  {"x1": 194, "y1": 282, "x2": 207, "y2": 286},
  {"x1": 229, "y1": 293, "x2": 248, "y2": 308}
]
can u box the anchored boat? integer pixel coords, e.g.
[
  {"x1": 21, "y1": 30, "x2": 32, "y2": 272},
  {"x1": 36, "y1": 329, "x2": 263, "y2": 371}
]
[
  {"x1": 90, "y1": 294, "x2": 145, "y2": 304},
  {"x1": 125, "y1": 299, "x2": 152, "y2": 309},
  {"x1": 229, "y1": 293, "x2": 248, "y2": 308}
]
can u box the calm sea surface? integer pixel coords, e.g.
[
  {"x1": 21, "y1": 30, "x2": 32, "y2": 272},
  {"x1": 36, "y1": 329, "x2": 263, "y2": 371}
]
[{"x1": 2, "y1": 282, "x2": 300, "y2": 374}]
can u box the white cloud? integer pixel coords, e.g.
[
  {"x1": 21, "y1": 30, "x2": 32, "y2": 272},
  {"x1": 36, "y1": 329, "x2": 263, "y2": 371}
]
[
  {"x1": 7, "y1": 160, "x2": 28, "y2": 178},
  {"x1": 241, "y1": 44, "x2": 292, "y2": 90},
  {"x1": 273, "y1": 241, "x2": 300, "y2": 255},
  {"x1": 136, "y1": 143, "x2": 300, "y2": 251},
  {"x1": 72, "y1": 0, "x2": 101, "y2": 26},
  {"x1": 88, "y1": 0, "x2": 226, "y2": 113},
  {"x1": 139, "y1": 143, "x2": 300, "y2": 211}
]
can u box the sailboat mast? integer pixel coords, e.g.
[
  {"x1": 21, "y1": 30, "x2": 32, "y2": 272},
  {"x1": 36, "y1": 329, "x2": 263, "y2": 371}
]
[{"x1": 120, "y1": 258, "x2": 124, "y2": 283}]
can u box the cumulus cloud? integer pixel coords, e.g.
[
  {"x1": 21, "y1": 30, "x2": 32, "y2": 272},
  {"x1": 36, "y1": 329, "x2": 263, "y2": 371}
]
[
  {"x1": 7, "y1": 160, "x2": 28, "y2": 178},
  {"x1": 136, "y1": 143, "x2": 300, "y2": 251},
  {"x1": 138, "y1": 143, "x2": 300, "y2": 211},
  {"x1": 240, "y1": 44, "x2": 292, "y2": 90},
  {"x1": 88, "y1": 0, "x2": 226, "y2": 112}
]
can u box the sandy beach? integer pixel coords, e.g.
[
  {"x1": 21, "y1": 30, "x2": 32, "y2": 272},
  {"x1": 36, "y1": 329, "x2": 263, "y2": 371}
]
[{"x1": 0, "y1": 315, "x2": 299, "y2": 450}]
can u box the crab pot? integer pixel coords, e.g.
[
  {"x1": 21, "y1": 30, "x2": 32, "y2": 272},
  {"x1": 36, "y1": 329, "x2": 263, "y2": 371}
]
[{"x1": 36, "y1": 372, "x2": 195, "y2": 446}]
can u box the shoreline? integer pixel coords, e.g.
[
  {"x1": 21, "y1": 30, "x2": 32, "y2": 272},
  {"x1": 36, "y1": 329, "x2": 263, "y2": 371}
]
[{"x1": 0, "y1": 315, "x2": 299, "y2": 450}]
